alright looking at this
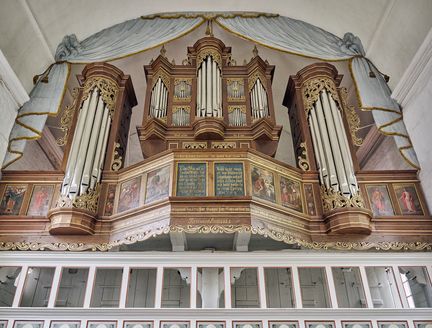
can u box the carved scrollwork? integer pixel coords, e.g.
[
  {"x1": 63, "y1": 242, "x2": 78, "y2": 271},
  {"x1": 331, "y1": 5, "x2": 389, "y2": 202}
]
[
  {"x1": 297, "y1": 142, "x2": 310, "y2": 171},
  {"x1": 302, "y1": 77, "x2": 339, "y2": 116},
  {"x1": 82, "y1": 76, "x2": 119, "y2": 117},
  {"x1": 340, "y1": 87, "x2": 363, "y2": 146},
  {"x1": 152, "y1": 68, "x2": 171, "y2": 89},
  {"x1": 320, "y1": 185, "x2": 365, "y2": 213},
  {"x1": 197, "y1": 49, "x2": 222, "y2": 67},
  {"x1": 55, "y1": 183, "x2": 101, "y2": 213},
  {"x1": 248, "y1": 70, "x2": 267, "y2": 92},
  {"x1": 57, "y1": 87, "x2": 79, "y2": 146},
  {"x1": 111, "y1": 142, "x2": 123, "y2": 171}
]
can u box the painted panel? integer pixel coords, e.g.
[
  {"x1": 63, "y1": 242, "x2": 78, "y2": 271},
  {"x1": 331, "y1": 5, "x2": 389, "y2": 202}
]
[
  {"x1": 176, "y1": 163, "x2": 206, "y2": 197},
  {"x1": 280, "y1": 176, "x2": 302, "y2": 212},
  {"x1": 27, "y1": 185, "x2": 54, "y2": 216},
  {"x1": 214, "y1": 163, "x2": 244, "y2": 197},
  {"x1": 251, "y1": 166, "x2": 275, "y2": 203},
  {"x1": 0, "y1": 185, "x2": 26, "y2": 215},
  {"x1": 303, "y1": 183, "x2": 316, "y2": 215},
  {"x1": 394, "y1": 184, "x2": 424, "y2": 215},
  {"x1": 145, "y1": 166, "x2": 170, "y2": 204},
  {"x1": 160, "y1": 323, "x2": 189, "y2": 328},
  {"x1": 118, "y1": 176, "x2": 141, "y2": 213},
  {"x1": 366, "y1": 185, "x2": 394, "y2": 216},
  {"x1": 197, "y1": 323, "x2": 225, "y2": 328},
  {"x1": 104, "y1": 184, "x2": 116, "y2": 216}
]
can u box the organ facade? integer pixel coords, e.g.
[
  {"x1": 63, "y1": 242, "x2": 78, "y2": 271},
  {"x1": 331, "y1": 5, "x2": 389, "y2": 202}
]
[{"x1": 0, "y1": 30, "x2": 431, "y2": 326}]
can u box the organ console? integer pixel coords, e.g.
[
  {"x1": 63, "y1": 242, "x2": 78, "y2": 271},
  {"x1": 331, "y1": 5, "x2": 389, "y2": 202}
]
[{"x1": 138, "y1": 36, "x2": 282, "y2": 157}]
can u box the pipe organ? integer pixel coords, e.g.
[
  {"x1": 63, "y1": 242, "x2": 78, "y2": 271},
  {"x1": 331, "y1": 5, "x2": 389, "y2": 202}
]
[
  {"x1": 138, "y1": 36, "x2": 282, "y2": 157},
  {"x1": 284, "y1": 63, "x2": 371, "y2": 234},
  {"x1": 51, "y1": 63, "x2": 137, "y2": 234}
]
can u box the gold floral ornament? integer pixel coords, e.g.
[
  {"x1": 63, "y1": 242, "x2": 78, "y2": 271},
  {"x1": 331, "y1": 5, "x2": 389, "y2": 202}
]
[
  {"x1": 302, "y1": 77, "x2": 339, "y2": 116},
  {"x1": 248, "y1": 70, "x2": 267, "y2": 92},
  {"x1": 81, "y1": 76, "x2": 119, "y2": 117},
  {"x1": 197, "y1": 49, "x2": 222, "y2": 67},
  {"x1": 57, "y1": 88, "x2": 79, "y2": 146},
  {"x1": 111, "y1": 142, "x2": 123, "y2": 171},
  {"x1": 340, "y1": 87, "x2": 363, "y2": 146},
  {"x1": 55, "y1": 184, "x2": 101, "y2": 213},
  {"x1": 320, "y1": 185, "x2": 365, "y2": 213},
  {"x1": 297, "y1": 142, "x2": 310, "y2": 171},
  {"x1": 152, "y1": 68, "x2": 171, "y2": 89}
]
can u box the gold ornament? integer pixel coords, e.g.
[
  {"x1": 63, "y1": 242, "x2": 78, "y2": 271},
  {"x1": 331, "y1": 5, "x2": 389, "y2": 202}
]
[
  {"x1": 320, "y1": 185, "x2": 365, "y2": 213},
  {"x1": 340, "y1": 87, "x2": 363, "y2": 146},
  {"x1": 111, "y1": 142, "x2": 123, "y2": 171},
  {"x1": 302, "y1": 77, "x2": 339, "y2": 116},
  {"x1": 297, "y1": 142, "x2": 310, "y2": 171},
  {"x1": 81, "y1": 76, "x2": 119, "y2": 118},
  {"x1": 197, "y1": 49, "x2": 222, "y2": 67},
  {"x1": 57, "y1": 88, "x2": 78, "y2": 146}
]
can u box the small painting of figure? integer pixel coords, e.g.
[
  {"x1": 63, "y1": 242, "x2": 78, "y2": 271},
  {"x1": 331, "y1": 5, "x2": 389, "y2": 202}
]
[
  {"x1": 104, "y1": 184, "x2": 116, "y2": 216},
  {"x1": 394, "y1": 184, "x2": 423, "y2": 215},
  {"x1": 366, "y1": 185, "x2": 394, "y2": 217},
  {"x1": 0, "y1": 185, "x2": 27, "y2": 215},
  {"x1": 27, "y1": 185, "x2": 54, "y2": 216},
  {"x1": 251, "y1": 166, "x2": 275, "y2": 203},
  {"x1": 280, "y1": 176, "x2": 303, "y2": 212},
  {"x1": 145, "y1": 166, "x2": 170, "y2": 204},
  {"x1": 118, "y1": 176, "x2": 141, "y2": 213}
]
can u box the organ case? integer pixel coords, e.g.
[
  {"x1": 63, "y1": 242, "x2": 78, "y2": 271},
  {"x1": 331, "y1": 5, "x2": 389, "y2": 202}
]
[{"x1": 138, "y1": 36, "x2": 282, "y2": 157}]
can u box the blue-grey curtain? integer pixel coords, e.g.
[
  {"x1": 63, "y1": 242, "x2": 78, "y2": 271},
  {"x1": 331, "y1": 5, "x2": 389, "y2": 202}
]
[
  {"x1": 4, "y1": 13, "x2": 419, "y2": 169},
  {"x1": 217, "y1": 16, "x2": 419, "y2": 168},
  {"x1": 2, "y1": 16, "x2": 204, "y2": 168}
]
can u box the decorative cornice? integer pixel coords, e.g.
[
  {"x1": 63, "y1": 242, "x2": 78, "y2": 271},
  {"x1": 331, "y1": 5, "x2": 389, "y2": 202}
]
[{"x1": 1, "y1": 223, "x2": 431, "y2": 252}]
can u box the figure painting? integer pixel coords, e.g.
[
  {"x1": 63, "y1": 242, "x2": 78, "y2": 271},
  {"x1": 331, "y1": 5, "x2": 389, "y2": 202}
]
[
  {"x1": 394, "y1": 184, "x2": 423, "y2": 215},
  {"x1": 280, "y1": 176, "x2": 302, "y2": 212},
  {"x1": 145, "y1": 166, "x2": 170, "y2": 204},
  {"x1": 366, "y1": 185, "x2": 394, "y2": 217},
  {"x1": 104, "y1": 184, "x2": 116, "y2": 216},
  {"x1": 0, "y1": 185, "x2": 27, "y2": 215},
  {"x1": 27, "y1": 185, "x2": 54, "y2": 216},
  {"x1": 118, "y1": 177, "x2": 141, "y2": 213},
  {"x1": 251, "y1": 166, "x2": 275, "y2": 203},
  {"x1": 304, "y1": 184, "x2": 316, "y2": 216}
]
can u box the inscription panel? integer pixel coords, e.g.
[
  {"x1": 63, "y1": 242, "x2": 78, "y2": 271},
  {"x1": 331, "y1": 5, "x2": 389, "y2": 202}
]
[
  {"x1": 215, "y1": 163, "x2": 245, "y2": 197},
  {"x1": 176, "y1": 163, "x2": 207, "y2": 197}
]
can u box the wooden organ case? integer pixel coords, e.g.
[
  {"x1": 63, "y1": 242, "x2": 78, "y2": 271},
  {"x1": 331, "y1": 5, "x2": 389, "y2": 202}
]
[
  {"x1": 138, "y1": 36, "x2": 282, "y2": 157},
  {"x1": 284, "y1": 63, "x2": 373, "y2": 234}
]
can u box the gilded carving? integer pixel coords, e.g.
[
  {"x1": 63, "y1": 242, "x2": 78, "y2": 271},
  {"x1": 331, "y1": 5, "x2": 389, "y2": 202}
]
[
  {"x1": 197, "y1": 49, "x2": 222, "y2": 67},
  {"x1": 173, "y1": 78, "x2": 192, "y2": 101},
  {"x1": 152, "y1": 68, "x2": 171, "y2": 89},
  {"x1": 57, "y1": 88, "x2": 78, "y2": 146},
  {"x1": 111, "y1": 142, "x2": 123, "y2": 171},
  {"x1": 297, "y1": 142, "x2": 310, "y2": 171},
  {"x1": 211, "y1": 141, "x2": 236, "y2": 149},
  {"x1": 227, "y1": 79, "x2": 245, "y2": 101},
  {"x1": 302, "y1": 77, "x2": 339, "y2": 116},
  {"x1": 55, "y1": 184, "x2": 101, "y2": 213},
  {"x1": 182, "y1": 142, "x2": 207, "y2": 149},
  {"x1": 320, "y1": 185, "x2": 365, "y2": 212},
  {"x1": 248, "y1": 70, "x2": 267, "y2": 92},
  {"x1": 340, "y1": 87, "x2": 363, "y2": 146},
  {"x1": 82, "y1": 76, "x2": 119, "y2": 117}
]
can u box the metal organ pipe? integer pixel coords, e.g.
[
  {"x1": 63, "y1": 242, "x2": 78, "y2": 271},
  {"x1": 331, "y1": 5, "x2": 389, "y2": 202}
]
[
  {"x1": 61, "y1": 96, "x2": 91, "y2": 195},
  {"x1": 81, "y1": 95, "x2": 105, "y2": 193},
  {"x1": 196, "y1": 55, "x2": 222, "y2": 118},
  {"x1": 328, "y1": 94, "x2": 358, "y2": 194},
  {"x1": 250, "y1": 79, "x2": 268, "y2": 119},
  {"x1": 69, "y1": 88, "x2": 99, "y2": 196},
  {"x1": 320, "y1": 90, "x2": 349, "y2": 195},
  {"x1": 308, "y1": 87, "x2": 359, "y2": 197},
  {"x1": 91, "y1": 108, "x2": 109, "y2": 189}
]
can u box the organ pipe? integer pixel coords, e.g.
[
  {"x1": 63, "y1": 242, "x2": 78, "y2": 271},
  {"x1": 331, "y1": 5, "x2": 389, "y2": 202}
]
[
  {"x1": 196, "y1": 55, "x2": 222, "y2": 118},
  {"x1": 250, "y1": 79, "x2": 269, "y2": 119},
  {"x1": 308, "y1": 88, "x2": 358, "y2": 197},
  {"x1": 62, "y1": 86, "x2": 113, "y2": 198},
  {"x1": 149, "y1": 77, "x2": 168, "y2": 119}
]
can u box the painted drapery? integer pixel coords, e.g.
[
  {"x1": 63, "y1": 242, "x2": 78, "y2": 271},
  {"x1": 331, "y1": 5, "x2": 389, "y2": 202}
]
[{"x1": 2, "y1": 12, "x2": 419, "y2": 169}]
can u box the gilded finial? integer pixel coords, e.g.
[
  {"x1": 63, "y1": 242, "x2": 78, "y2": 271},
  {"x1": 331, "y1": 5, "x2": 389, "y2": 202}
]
[
  {"x1": 252, "y1": 45, "x2": 259, "y2": 57},
  {"x1": 160, "y1": 45, "x2": 167, "y2": 58},
  {"x1": 205, "y1": 19, "x2": 214, "y2": 36}
]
